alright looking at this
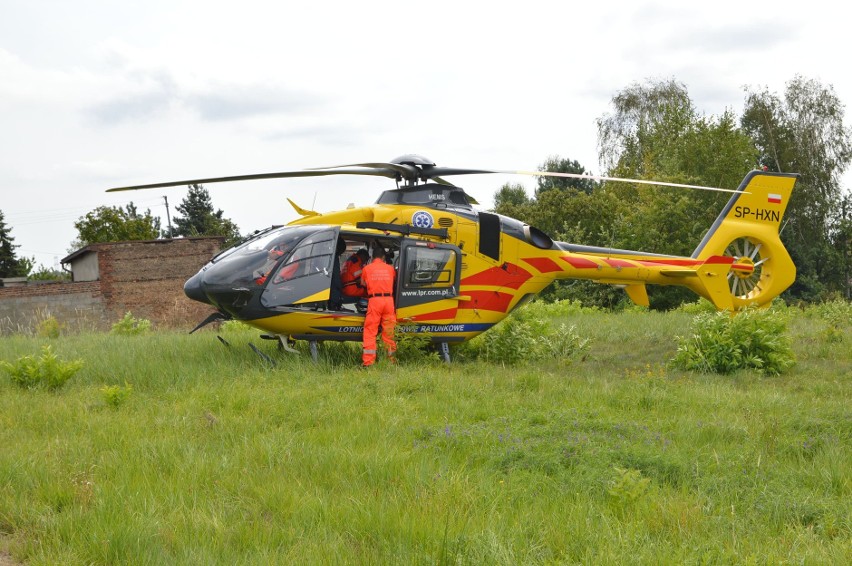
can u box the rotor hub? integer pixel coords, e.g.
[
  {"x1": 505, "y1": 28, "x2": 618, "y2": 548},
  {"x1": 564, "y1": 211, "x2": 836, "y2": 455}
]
[{"x1": 730, "y1": 256, "x2": 755, "y2": 279}]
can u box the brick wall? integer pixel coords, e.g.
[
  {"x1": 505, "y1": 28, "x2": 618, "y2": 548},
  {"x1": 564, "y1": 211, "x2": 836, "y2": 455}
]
[
  {"x1": 95, "y1": 237, "x2": 224, "y2": 327},
  {"x1": 0, "y1": 281, "x2": 107, "y2": 333},
  {"x1": 0, "y1": 237, "x2": 224, "y2": 333}
]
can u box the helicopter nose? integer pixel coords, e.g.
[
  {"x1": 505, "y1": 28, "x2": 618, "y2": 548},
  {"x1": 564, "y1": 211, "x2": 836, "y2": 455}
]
[{"x1": 183, "y1": 272, "x2": 209, "y2": 304}]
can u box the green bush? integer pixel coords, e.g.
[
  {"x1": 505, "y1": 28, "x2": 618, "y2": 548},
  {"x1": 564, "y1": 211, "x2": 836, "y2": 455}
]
[
  {"x1": 674, "y1": 298, "x2": 717, "y2": 314},
  {"x1": 806, "y1": 299, "x2": 850, "y2": 343},
  {"x1": 522, "y1": 298, "x2": 600, "y2": 318},
  {"x1": 100, "y1": 382, "x2": 133, "y2": 408},
  {"x1": 110, "y1": 312, "x2": 152, "y2": 336},
  {"x1": 36, "y1": 316, "x2": 63, "y2": 338},
  {"x1": 608, "y1": 467, "x2": 651, "y2": 506},
  {"x1": 0, "y1": 345, "x2": 84, "y2": 390},
  {"x1": 395, "y1": 330, "x2": 440, "y2": 363},
  {"x1": 671, "y1": 308, "x2": 795, "y2": 375},
  {"x1": 462, "y1": 307, "x2": 590, "y2": 365}
]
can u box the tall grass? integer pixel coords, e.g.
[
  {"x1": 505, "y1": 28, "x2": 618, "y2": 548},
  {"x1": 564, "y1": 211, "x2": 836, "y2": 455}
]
[{"x1": 0, "y1": 305, "x2": 849, "y2": 564}]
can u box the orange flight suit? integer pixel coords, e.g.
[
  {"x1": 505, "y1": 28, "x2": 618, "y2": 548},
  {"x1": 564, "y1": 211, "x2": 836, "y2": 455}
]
[
  {"x1": 360, "y1": 257, "x2": 397, "y2": 366},
  {"x1": 341, "y1": 254, "x2": 368, "y2": 298}
]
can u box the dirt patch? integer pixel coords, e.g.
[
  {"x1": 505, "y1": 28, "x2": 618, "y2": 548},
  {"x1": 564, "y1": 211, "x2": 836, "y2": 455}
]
[
  {"x1": 0, "y1": 535, "x2": 22, "y2": 566},
  {"x1": 0, "y1": 550, "x2": 20, "y2": 566}
]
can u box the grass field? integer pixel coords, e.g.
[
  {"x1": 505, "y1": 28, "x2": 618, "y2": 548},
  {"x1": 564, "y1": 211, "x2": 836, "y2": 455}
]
[{"x1": 0, "y1": 306, "x2": 850, "y2": 564}]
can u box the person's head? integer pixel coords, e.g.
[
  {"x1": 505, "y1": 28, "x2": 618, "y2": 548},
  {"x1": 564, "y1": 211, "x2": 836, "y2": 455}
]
[
  {"x1": 372, "y1": 243, "x2": 385, "y2": 260},
  {"x1": 355, "y1": 248, "x2": 369, "y2": 262}
]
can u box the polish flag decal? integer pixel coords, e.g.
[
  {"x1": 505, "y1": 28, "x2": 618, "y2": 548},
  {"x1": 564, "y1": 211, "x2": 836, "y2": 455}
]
[{"x1": 768, "y1": 193, "x2": 782, "y2": 204}]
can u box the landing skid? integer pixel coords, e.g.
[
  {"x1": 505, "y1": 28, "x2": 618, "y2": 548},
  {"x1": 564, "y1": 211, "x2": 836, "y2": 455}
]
[
  {"x1": 261, "y1": 333, "x2": 318, "y2": 362},
  {"x1": 221, "y1": 333, "x2": 453, "y2": 365}
]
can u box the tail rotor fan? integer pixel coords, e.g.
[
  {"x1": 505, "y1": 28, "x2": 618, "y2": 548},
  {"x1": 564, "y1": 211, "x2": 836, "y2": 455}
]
[{"x1": 724, "y1": 237, "x2": 771, "y2": 307}]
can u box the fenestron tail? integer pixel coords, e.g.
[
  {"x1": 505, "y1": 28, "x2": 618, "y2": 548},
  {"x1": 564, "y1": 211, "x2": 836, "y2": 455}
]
[{"x1": 691, "y1": 171, "x2": 798, "y2": 309}]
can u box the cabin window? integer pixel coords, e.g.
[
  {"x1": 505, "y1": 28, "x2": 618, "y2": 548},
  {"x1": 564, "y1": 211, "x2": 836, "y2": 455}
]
[
  {"x1": 402, "y1": 246, "x2": 456, "y2": 289},
  {"x1": 272, "y1": 230, "x2": 336, "y2": 283}
]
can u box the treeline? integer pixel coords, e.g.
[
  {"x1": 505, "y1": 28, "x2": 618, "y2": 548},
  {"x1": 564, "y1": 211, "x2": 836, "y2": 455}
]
[{"x1": 493, "y1": 76, "x2": 851, "y2": 308}]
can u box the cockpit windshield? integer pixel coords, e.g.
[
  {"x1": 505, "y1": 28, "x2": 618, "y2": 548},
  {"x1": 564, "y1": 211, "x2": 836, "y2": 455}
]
[{"x1": 200, "y1": 225, "x2": 321, "y2": 287}]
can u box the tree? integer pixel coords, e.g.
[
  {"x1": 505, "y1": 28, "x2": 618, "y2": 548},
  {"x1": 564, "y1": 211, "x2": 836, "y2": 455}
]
[
  {"x1": 72, "y1": 203, "x2": 162, "y2": 248},
  {"x1": 172, "y1": 184, "x2": 241, "y2": 247},
  {"x1": 597, "y1": 79, "x2": 756, "y2": 187},
  {"x1": 535, "y1": 156, "x2": 598, "y2": 195},
  {"x1": 492, "y1": 157, "x2": 630, "y2": 308},
  {"x1": 0, "y1": 210, "x2": 32, "y2": 277},
  {"x1": 28, "y1": 265, "x2": 70, "y2": 281},
  {"x1": 742, "y1": 75, "x2": 852, "y2": 300},
  {"x1": 596, "y1": 78, "x2": 696, "y2": 178}
]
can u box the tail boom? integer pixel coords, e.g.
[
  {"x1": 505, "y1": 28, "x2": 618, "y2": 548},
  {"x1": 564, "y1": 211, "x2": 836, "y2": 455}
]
[{"x1": 521, "y1": 171, "x2": 797, "y2": 310}]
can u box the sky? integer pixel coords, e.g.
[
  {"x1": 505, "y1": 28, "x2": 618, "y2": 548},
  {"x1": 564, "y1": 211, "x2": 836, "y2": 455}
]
[{"x1": 1, "y1": 0, "x2": 850, "y2": 271}]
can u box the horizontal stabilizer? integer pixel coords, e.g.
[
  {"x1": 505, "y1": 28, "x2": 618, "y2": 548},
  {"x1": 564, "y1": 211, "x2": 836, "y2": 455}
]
[
  {"x1": 287, "y1": 198, "x2": 320, "y2": 217},
  {"x1": 660, "y1": 269, "x2": 698, "y2": 278}
]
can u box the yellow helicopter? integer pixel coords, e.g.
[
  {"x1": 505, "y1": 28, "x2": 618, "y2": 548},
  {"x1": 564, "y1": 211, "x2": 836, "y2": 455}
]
[{"x1": 108, "y1": 155, "x2": 797, "y2": 362}]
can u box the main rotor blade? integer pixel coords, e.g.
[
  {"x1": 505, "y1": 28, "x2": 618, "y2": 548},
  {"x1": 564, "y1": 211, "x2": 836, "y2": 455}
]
[
  {"x1": 308, "y1": 162, "x2": 418, "y2": 176},
  {"x1": 106, "y1": 167, "x2": 399, "y2": 192},
  {"x1": 106, "y1": 158, "x2": 745, "y2": 196},
  {"x1": 493, "y1": 170, "x2": 745, "y2": 194},
  {"x1": 424, "y1": 167, "x2": 499, "y2": 178}
]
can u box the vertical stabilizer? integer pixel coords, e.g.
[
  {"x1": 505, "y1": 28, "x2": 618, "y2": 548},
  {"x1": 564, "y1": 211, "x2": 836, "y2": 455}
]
[{"x1": 692, "y1": 171, "x2": 797, "y2": 308}]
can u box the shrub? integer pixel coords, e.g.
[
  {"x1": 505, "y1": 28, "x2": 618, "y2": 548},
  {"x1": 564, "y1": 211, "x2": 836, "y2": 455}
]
[
  {"x1": 100, "y1": 382, "x2": 133, "y2": 408},
  {"x1": 671, "y1": 308, "x2": 795, "y2": 375},
  {"x1": 522, "y1": 298, "x2": 600, "y2": 318},
  {"x1": 36, "y1": 315, "x2": 63, "y2": 338},
  {"x1": 110, "y1": 312, "x2": 152, "y2": 336},
  {"x1": 608, "y1": 467, "x2": 651, "y2": 505},
  {"x1": 0, "y1": 345, "x2": 84, "y2": 390},
  {"x1": 463, "y1": 307, "x2": 589, "y2": 365},
  {"x1": 395, "y1": 330, "x2": 440, "y2": 362},
  {"x1": 674, "y1": 298, "x2": 717, "y2": 314},
  {"x1": 806, "y1": 299, "x2": 850, "y2": 343}
]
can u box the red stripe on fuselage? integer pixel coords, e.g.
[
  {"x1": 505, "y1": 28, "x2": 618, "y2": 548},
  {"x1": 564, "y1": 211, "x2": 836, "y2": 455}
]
[
  {"x1": 521, "y1": 257, "x2": 563, "y2": 273},
  {"x1": 410, "y1": 308, "x2": 459, "y2": 321},
  {"x1": 636, "y1": 258, "x2": 703, "y2": 267},
  {"x1": 457, "y1": 290, "x2": 514, "y2": 313},
  {"x1": 603, "y1": 258, "x2": 639, "y2": 268},
  {"x1": 460, "y1": 263, "x2": 532, "y2": 289},
  {"x1": 560, "y1": 256, "x2": 599, "y2": 269},
  {"x1": 705, "y1": 255, "x2": 735, "y2": 265}
]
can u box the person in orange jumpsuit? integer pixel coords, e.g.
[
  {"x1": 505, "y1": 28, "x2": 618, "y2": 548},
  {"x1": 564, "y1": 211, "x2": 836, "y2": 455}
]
[
  {"x1": 360, "y1": 244, "x2": 397, "y2": 367},
  {"x1": 341, "y1": 248, "x2": 369, "y2": 298},
  {"x1": 254, "y1": 247, "x2": 286, "y2": 285}
]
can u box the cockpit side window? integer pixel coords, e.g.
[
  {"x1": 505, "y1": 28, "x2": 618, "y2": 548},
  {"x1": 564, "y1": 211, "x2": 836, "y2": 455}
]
[
  {"x1": 272, "y1": 231, "x2": 336, "y2": 284},
  {"x1": 260, "y1": 229, "x2": 339, "y2": 308}
]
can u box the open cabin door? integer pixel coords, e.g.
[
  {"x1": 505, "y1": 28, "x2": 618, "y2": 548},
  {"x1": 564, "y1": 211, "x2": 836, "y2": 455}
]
[
  {"x1": 260, "y1": 227, "x2": 340, "y2": 308},
  {"x1": 396, "y1": 239, "x2": 462, "y2": 324}
]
